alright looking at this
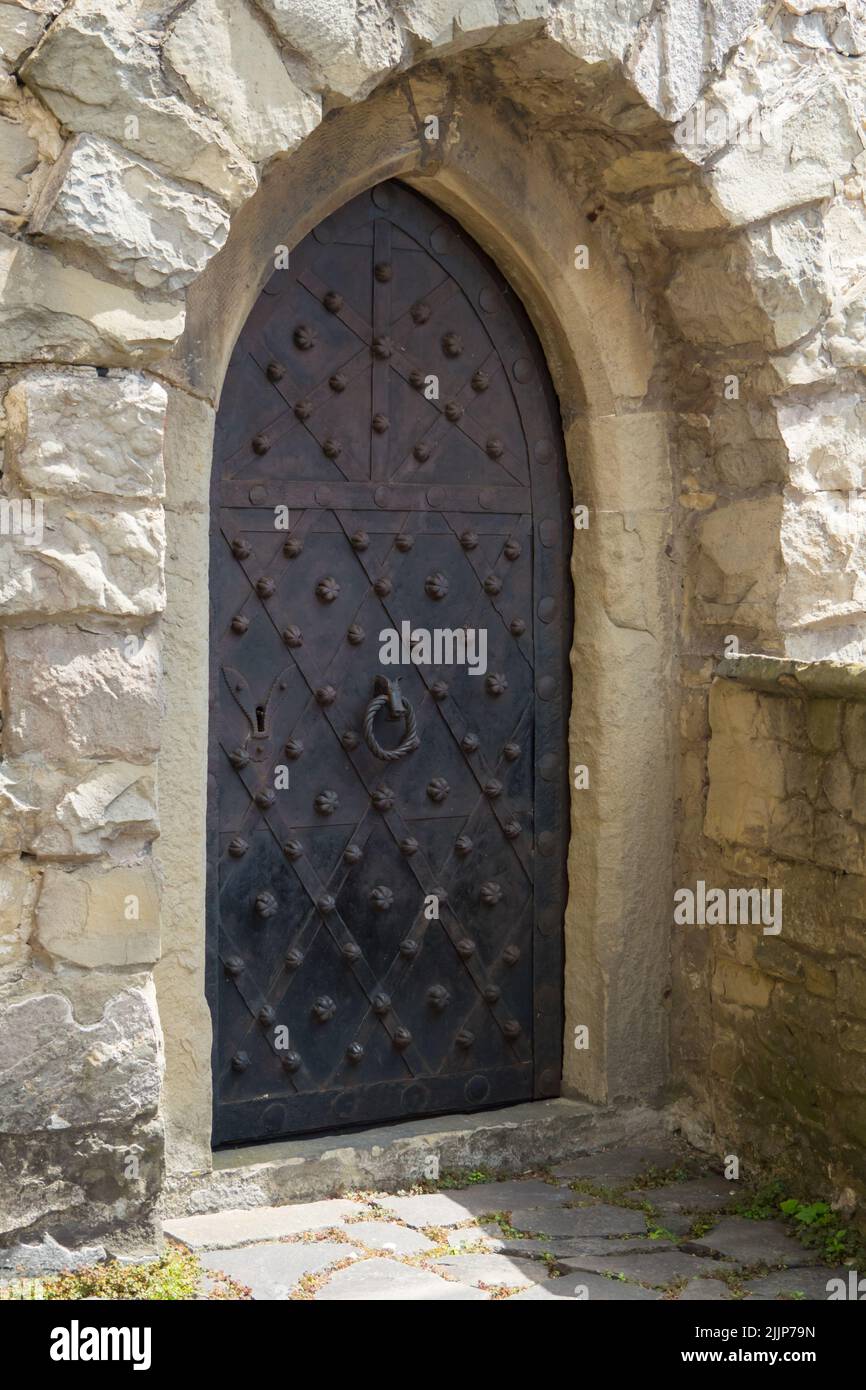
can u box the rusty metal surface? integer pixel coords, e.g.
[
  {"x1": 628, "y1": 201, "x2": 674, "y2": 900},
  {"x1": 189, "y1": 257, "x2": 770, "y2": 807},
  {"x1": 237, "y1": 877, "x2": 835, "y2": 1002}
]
[{"x1": 208, "y1": 179, "x2": 571, "y2": 1145}]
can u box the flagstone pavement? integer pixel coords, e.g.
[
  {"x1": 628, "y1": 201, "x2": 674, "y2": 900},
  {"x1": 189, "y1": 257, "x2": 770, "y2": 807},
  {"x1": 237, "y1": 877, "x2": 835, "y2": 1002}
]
[{"x1": 163, "y1": 1141, "x2": 849, "y2": 1301}]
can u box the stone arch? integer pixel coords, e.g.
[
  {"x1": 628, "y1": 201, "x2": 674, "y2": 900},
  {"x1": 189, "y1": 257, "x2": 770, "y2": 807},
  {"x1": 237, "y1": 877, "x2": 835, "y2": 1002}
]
[{"x1": 0, "y1": 2, "x2": 863, "y2": 1240}]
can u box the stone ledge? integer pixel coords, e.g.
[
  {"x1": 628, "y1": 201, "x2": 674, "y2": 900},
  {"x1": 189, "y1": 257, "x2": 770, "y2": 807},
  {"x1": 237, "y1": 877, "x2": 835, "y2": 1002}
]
[
  {"x1": 716, "y1": 654, "x2": 866, "y2": 702},
  {"x1": 162, "y1": 1101, "x2": 673, "y2": 1219}
]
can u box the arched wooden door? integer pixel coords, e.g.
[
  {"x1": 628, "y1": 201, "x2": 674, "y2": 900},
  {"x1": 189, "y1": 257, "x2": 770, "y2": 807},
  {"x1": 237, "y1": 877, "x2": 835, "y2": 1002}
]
[{"x1": 208, "y1": 180, "x2": 571, "y2": 1145}]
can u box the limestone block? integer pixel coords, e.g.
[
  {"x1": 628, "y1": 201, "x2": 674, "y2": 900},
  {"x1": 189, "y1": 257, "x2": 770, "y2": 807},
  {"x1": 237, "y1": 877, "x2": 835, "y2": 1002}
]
[
  {"x1": 783, "y1": 747, "x2": 821, "y2": 801},
  {"x1": 839, "y1": 961, "x2": 866, "y2": 1019},
  {"x1": 570, "y1": 412, "x2": 673, "y2": 513},
  {"x1": 843, "y1": 702, "x2": 866, "y2": 770},
  {"x1": 44, "y1": 761, "x2": 158, "y2": 860},
  {"x1": 778, "y1": 491, "x2": 866, "y2": 640},
  {"x1": 710, "y1": 400, "x2": 787, "y2": 490},
  {"x1": 255, "y1": 0, "x2": 402, "y2": 98},
  {"x1": 630, "y1": 0, "x2": 764, "y2": 122},
  {"x1": 830, "y1": 5, "x2": 866, "y2": 55},
  {"x1": 826, "y1": 298, "x2": 866, "y2": 369},
  {"x1": 746, "y1": 212, "x2": 828, "y2": 349},
  {"x1": 825, "y1": 198, "x2": 866, "y2": 296},
  {"x1": 3, "y1": 624, "x2": 163, "y2": 760},
  {"x1": 0, "y1": 232, "x2": 184, "y2": 364},
  {"x1": 705, "y1": 682, "x2": 797, "y2": 849},
  {"x1": 550, "y1": 0, "x2": 654, "y2": 67},
  {"x1": 0, "y1": 764, "x2": 37, "y2": 854},
  {"x1": 0, "y1": 3, "x2": 56, "y2": 71},
  {"x1": 21, "y1": 6, "x2": 256, "y2": 208},
  {"x1": 805, "y1": 699, "x2": 842, "y2": 754},
  {"x1": 768, "y1": 795, "x2": 815, "y2": 861},
  {"x1": 0, "y1": 758, "x2": 158, "y2": 860},
  {"x1": 29, "y1": 135, "x2": 230, "y2": 291},
  {"x1": 36, "y1": 862, "x2": 160, "y2": 967},
  {"x1": 165, "y1": 0, "x2": 321, "y2": 163},
  {"x1": 821, "y1": 754, "x2": 854, "y2": 814},
  {"x1": 5, "y1": 368, "x2": 167, "y2": 498},
  {"x1": 0, "y1": 499, "x2": 165, "y2": 616},
  {"x1": 0, "y1": 857, "x2": 36, "y2": 975},
  {"x1": 813, "y1": 810, "x2": 865, "y2": 874},
  {"x1": 0, "y1": 112, "x2": 37, "y2": 214},
  {"x1": 0, "y1": 983, "x2": 162, "y2": 1132},
  {"x1": 712, "y1": 959, "x2": 773, "y2": 1009},
  {"x1": 667, "y1": 243, "x2": 768, "y2": 347},
  {"x1": 774, "y1": 392, "x2": 866, "y2": 493},
  {"x1": 694, "y1": 495, "x2": 782, "y2": 631},
  {"x1": 669, "y1": 211, "x2": 827, "y2": 350},
  {"x1": 706, "y1": 79, "x2": 862, "y2": 226}
]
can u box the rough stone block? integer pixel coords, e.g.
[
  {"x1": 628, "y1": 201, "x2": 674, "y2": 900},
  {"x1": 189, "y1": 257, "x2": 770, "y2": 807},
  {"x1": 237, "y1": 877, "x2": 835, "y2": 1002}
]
[
  {"x1": 776, "y1": 392, "x2": 866, "y2": 494},
  {"x1": 3, "y1": 624, "x2": 163, "y2": 759},
  {"x1": 706, "y1": 80, "x2": 863, "y2": 226},
  {"x1": 30, "y1": 135, "x2": 230, "y2": 291},
  {"x1": 5, "y1": 368, "x2": 167, "y2": 499},
  {"x1": 668, "y1": 212, "x2": 827, "y2": 350},
  {"x1": 0, "y1": 1232, "x2": 107, "y2": 1279},
  {"x1": 0, "y1": 499, "x2": 165, "y2": 617},
  {"x1": 0, "y1": 856, "x2": 36, "y2": 976},
  {"x1": 36, "y1": 862, "x2": 160, "y2": 968},
  {"x1": 712, "y1": 960, "x2": 773, "y2": 1009},
  {"x1": 0, "y1": 983, "x2": 162, "y2": 1133},
  {"x1": 0, "y1": 112, "x2": 37, "y2": 215},
  {"x1": 0, "y1": 3, "x2": 55, "y2": 72},
  {"x1": 843, "y1": 702, "x2": 866, "y2": 770},
  {"x1": 838, "y1": 961, "x2": 866, "y2": 1020},
  {"x1": 806, "y1": 699, "x2": 843, "y2": 754},
  {"x1": 254, "y1": 0, "x2": 401, "y2": 99},
  {"x1": 165, "y1": 0, "x2": 321, "y2": 162},
  {"x1": 0, "y1": 758, "x2": 159, "y2": 860},
  {"x1": 694, "y1": 496, "x2": 782, "y2": 633},
  {"x1": 21, "y1": 6, "x2": 256, "y2": 208},
  {"x1": 0, "y1": 232, "x2": 184, "y2": 365},
  {"x1": 778, "y1": 492, "x2": 866, "y2": 653}
]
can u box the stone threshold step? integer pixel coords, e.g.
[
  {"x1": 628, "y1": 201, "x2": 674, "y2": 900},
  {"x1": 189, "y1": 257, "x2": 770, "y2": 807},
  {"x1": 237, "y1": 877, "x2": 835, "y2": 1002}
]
[{"x1": 163, "y1": 1099, "x2": 672, "y2": 1221}]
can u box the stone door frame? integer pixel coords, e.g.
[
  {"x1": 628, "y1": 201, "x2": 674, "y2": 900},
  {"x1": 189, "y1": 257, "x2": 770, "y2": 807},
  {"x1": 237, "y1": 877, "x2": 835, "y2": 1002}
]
[{"x1": 154, "y1": 75, "x2": 676, "y2": 1178}]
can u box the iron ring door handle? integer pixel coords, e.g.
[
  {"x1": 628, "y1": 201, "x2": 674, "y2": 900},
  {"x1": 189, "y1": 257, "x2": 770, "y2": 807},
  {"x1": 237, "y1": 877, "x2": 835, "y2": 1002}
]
[{"x1": 363, "y1": 677, "x2": 420, "y2": 761}]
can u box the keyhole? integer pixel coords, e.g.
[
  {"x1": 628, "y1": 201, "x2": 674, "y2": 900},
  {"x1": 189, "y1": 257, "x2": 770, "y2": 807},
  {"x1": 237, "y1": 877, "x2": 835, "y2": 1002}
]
[{"x1": 256, "y1": 706, "x2": 266, "y2": 733}]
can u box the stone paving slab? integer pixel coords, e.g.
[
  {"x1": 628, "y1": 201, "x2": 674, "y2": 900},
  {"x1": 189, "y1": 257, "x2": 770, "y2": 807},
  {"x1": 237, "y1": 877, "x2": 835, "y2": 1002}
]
[
  {"x1": 647, "y1": 1212, "x2": 695, "y2": 1237},
  {"x1": 676, "y1": 1278, "x2": 733, "y2": 1301},
  {"x1": 164, "y1": 1200, "x2": 361, "y2": 1250},
  {"x1": 313, "y1": 1258, "x2": 490, "y2": 1300},
  {"x1": 424, "y1": 1179, "x2": 569, "y2": 1217},
  {"x1": 478, "y1": 1225, "x2": 676, "y2": 1259},
  {"x1": 432, "y1": 1253, "x2": 547, "y2": 1289},
  {"x1": 551, "y1": 1146, "x2": 686, "y2": 1186},
  {"x1": 557, "y1": 1249, "x2": 737, "y2": 1287},
  {"x1": 510, "y1": 1203, "x2": 647, "y2": 1239},
  {"x1": 199, "y1": 1241, "x2": 356, "y2": 1299},
  {"x1": 341, "y1": 1221, "x2": 436, "y2": 1255},
  {"x1": 631, "y1": 1176, "x2": 737, "y2": 1214},
  {"x1": 684, "y1": 1218, "x2": 821, "y2": 1269},
  {"x1": 373, "y1": 1192, "x2": 491, "y2": 1228},
  {"x1": 441, "y1": 1227, "x2": 502, "y2": 1252},
  {"x1": 742, "y1": 1267, "x2": 847, "y2": 1300},
  {"x1": 511, "y1": 1272, "x2": 660, "y2": 1301}
]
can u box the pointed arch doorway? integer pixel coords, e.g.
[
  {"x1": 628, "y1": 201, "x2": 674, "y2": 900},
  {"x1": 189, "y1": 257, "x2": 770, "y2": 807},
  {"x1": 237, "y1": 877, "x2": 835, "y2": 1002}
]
[{"x1": 207, "y1": 180, "x2": 572, "y2": 1146}]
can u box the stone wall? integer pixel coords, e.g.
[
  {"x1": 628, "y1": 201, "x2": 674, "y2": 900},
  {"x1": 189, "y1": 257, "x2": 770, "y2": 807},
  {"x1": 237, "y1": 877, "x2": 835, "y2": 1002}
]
[
  {"x1": 0, "y1": 0, "x2": 863, "y2": 1250},
  {"x1": 674, "y1": 660, "x2": 866, "y2": 1215}
]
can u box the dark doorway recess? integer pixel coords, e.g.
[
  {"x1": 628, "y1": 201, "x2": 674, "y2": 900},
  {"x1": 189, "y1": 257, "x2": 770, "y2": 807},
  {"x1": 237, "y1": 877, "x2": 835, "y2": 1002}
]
[{"x1": 208, "y1": 179, "x2": 571, "y2": 1146}]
